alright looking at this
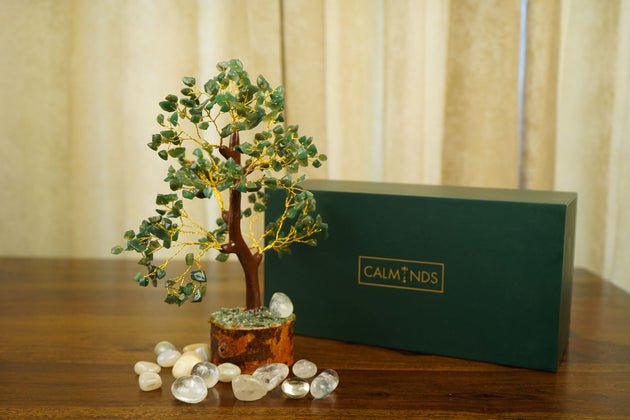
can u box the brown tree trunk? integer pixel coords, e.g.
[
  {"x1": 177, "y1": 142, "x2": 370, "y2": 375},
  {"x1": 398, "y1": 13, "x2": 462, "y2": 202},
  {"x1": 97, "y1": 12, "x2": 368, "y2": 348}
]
[{"x1": 219, "y1": 132, "x2": 263, "y2": 310}]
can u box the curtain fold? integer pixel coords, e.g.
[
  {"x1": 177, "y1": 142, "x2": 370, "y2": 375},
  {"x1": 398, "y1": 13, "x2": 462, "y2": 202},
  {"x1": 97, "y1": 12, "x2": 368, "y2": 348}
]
[
  {"x1": 442, "y1": 0, "x2": 521, "y2": 188},
  {"x1": 554, "y1": 0, "x2": 623, "y2": 281},
  {"x1": 323, "y1": 0, "x2": 386, "y2": 181},
  {"x1": 382, "y1": 0, "x2": 449, "y2": 184},
  {"x1": 522, "y1": 0, "x2": 561, "y2": 191},
  {"x1": 604, "y1": 0, "x2": 630, "y2": 292},
  {"x1": 1, "y1": 0, "x2": 73, "y2": 256},
  {"x1": 1, "y1": 0, "x2": 628, "y2": 292}
]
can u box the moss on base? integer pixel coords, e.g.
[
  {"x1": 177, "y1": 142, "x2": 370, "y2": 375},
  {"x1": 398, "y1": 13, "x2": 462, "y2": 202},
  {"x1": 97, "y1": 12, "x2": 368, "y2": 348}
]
[{"x1": 209, "y1": 307, "x2": 294, "y2": 328}]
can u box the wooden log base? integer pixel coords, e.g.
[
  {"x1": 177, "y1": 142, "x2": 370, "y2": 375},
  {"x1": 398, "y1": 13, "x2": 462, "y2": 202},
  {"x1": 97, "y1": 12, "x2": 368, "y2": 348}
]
[{"x1": 210, "y1": 315, "x2": 295, "y2": 374}]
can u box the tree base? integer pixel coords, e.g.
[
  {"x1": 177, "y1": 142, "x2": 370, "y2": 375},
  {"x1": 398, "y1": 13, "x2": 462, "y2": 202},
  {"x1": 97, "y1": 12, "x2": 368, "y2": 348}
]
[{"x1": 209, "y1": 312, "x2": 295, "y2": 374}]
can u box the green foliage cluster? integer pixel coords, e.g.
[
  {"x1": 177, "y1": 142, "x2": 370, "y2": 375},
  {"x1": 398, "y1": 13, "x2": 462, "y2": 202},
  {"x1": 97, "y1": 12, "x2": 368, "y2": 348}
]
[{"x1": 112, "y1": 59, "x2": 328, "y2": 306}]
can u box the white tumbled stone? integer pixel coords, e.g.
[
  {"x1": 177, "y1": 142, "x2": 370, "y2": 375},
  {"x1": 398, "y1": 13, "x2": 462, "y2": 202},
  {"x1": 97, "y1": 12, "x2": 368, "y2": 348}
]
[
  {"x1": 134, "y1": 361, "x2": 161, "y2": 375},
  {"x1": 191, "y1": 361, "x2": 219, "y2": 388},
  {"x1": 310, "y1": 369, "x2": 339, "y2": 399},
  {"x1": 183, "y1": 343, "x2": 210, "y2": 361},
  {"x1": 154, "y1": 340, "x2": 177, "y2": 355},
  {"x1": 172, "y1": 351, "x2": 204, "y2": 378},
  {"x1": 138, "y1": 372, "x2": 162, "y2": 391},
  {"x1": 195, "y1": 346, "x2": 210, "y2": 361},
  {"x1": 157, "y1": 349, "x2": 181, "y2": 367},
  {"x1": 183, "y1": 343, "x2": 204, "y2": 352},
  {"x1": 281, "y1": 377, "x2": 310, "y2": 399},
  {"x1": 252, "y1": 363, "x2": 290, "y2": 391},
  {"x1": 171, "y1": 375, "x2": 207, "y2": 404},
  {"x1": 292, "y1": 359, "x2": 317, "y2": 379},
  {"x1": 217, "y1": 362, "x2": 241, "y2": 383},
  {"x1": 269, "y1": 292, "x2": 294, "y2": 318},
  {"x1": 232, "y1": 374, "x2": 268, "y2": 402}
]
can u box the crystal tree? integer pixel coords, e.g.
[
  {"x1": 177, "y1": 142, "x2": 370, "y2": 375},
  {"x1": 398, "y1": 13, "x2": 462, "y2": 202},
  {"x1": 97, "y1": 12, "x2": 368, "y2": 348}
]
[{"x1": 112, "y1": 59, "x2": 328, "y2": 310}]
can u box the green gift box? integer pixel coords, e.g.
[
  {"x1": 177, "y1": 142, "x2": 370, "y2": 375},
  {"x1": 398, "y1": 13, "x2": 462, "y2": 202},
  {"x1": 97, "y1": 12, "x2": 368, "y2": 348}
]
[{"x1": 264, "y1": 180, "x2": 577, "y2": 372}]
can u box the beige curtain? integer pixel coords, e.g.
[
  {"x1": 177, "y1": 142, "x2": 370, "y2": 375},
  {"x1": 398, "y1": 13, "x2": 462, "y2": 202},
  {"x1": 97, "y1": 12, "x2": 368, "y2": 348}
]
[{"x1": 1, "y1": 0, "x2": 628, "y2": 292}]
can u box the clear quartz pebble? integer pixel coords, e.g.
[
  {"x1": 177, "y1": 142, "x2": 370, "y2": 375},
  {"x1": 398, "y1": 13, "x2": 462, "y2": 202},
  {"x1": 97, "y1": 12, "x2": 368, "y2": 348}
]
[
  {"x1": 292, "y1": 359, "x2": 317, "y2": 379},
  {"x1": 156, "y1": 349, "x2": 181, "y2": 367},
  {"x1": 232, "y1": 374, "x2": 268, "y2": 402},
  {"x1": 138, "y1": 372, "x2": 162, "y2": 391},
  {"x1": 217, "y1": 362, "x2": 241, "y2": 383},
  {"x1": 310, "y1": 369, "x2": 339, "y2": 399},
  {"x1": 281, "y1": 377, "x2": 310, "y2": 399},
  {"x1": 171, "y1": 375, "x2": 208, "y2": 404},
  {"x1": 154, "y1": 340, "x2": 177, "y2": 355},
  {"x1": 172, "y1": 351, "x2": 204, "y2": 378},
  {"x1": 252, "y1": 363, "x2": 290, "y2": 391},
  {"x1": 191, "y1": 361, "x2": 219, "y2": 388},
  {"x1": 134, "y1": 361, "x2": 161, "y2": 375},
  {"x1": 269, "y1": 292, "x2": 294, "y2": 318}
]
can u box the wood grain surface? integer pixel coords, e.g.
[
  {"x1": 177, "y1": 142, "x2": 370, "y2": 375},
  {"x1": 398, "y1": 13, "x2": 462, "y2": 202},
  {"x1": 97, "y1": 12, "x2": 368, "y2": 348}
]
[{"x1": 0, "y1": 258, "x2": 629, "y2": 419}]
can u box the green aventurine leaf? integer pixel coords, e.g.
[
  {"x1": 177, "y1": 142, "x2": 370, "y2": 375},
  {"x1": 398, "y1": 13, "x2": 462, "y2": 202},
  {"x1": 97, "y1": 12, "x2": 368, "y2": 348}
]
[
  {"x1": 185, "y1": 253, "x2": 194, "y2": 266},
  {"x1": 127, "y1": 238, "x2": 146, "y2": 252},
  {"x1": 307, "y1": 144, "x2": 318, "y2": 156},
  {"x1": 263, "y1": 177, "x2": 277, "y2": 189},
  {"x1": 246, "y1": 181, "x2": 260, "y2": 191},
  {"x1": 286, "y1": 207, "x2": 298, "y2": 219},
  {"x1": 191, "y1": 286, "x2": 206, "y2": 303},
  {"x1": 149, "y1": 225, "x2": 172, "y2": 248},
  {"x1": 167, "y1": 147, "x2": 185, "y2": 158},
  {"x1": 156, "y1": 194, "x2": 178, "y2": 205},
  {"x1": 256, "y1": 75, "x2": 269, "y2": 90},
  {"x1": 178, "y1": 283, "x2": 194, "y2": 300},
  {"x1": 161, "y1": 130, "x2": 177, "y2": 140},
  {"x1": 164, "y1": 294, "x2": 181, "y2": 305},
  {"x1": 159, "y1": 101, "x2": 177, "y2": 112},
  {"x1": 182, "y1": 77, "x2": 196, "y2": 87},
  {"x1": 280, "y1": 175, "x2": 292, "y2": 187},
  {"x1": 180, "y1": 98, "x2": 196, "y2": 108},
  {"x1": 190, "y1": 270, "x2": 206, "y2": 282}
]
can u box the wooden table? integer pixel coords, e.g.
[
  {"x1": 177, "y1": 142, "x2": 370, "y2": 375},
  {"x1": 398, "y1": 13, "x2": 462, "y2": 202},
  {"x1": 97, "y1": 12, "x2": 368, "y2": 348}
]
[{"x1": 0, "y1": 258, "x2": 629, "y2": 419}]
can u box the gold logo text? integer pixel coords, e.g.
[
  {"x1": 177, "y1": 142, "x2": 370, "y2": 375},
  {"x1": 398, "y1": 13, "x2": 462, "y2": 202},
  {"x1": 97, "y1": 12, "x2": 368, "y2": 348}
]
[{"x1": 358, "y1": 256, "x2": 444, "y2": 293}]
